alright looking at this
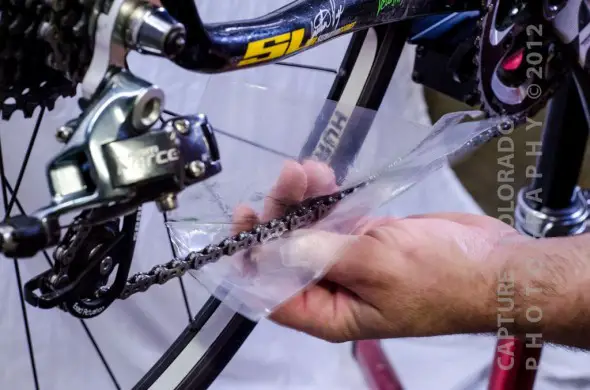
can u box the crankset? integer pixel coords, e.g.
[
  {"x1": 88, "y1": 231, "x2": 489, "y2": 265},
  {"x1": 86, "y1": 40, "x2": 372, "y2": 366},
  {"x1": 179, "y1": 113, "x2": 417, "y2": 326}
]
[
  {"x1": 476, "y1": 0, "x2": 566, "y2": 119},
  {"x1": 413, "y1": 0, "x2": 574, "y2": 121}
]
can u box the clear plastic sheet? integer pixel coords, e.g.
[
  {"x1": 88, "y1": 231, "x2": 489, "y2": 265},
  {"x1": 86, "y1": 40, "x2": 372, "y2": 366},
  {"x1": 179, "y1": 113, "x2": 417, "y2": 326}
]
[{"x1": 166, "y1": 76, "x2": 508, "y2": 321}]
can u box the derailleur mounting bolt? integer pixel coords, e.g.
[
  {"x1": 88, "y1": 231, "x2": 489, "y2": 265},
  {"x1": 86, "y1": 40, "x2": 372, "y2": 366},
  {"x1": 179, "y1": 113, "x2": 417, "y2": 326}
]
[
  {"x1": 174, "y1": 118, "x2": 191, "y2": 135},
  {"x1": 56, "y1": 125, "x2": 74, "y2": 143},
  {"x1": 167, "y1": 34, "x2": 186, "y2": 56},
  {"x1": 187, "y1": 161, "x2": 206, "y2": 177},
  {"x1": 156, "y1": 193, "x2": 178, "y2": 212}
]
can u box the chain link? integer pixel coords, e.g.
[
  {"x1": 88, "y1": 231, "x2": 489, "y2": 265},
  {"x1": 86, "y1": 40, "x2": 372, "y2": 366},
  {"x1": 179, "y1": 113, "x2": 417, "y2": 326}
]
[{"x1": 53, "y1": 213, "x2": 94, "y2": 266}]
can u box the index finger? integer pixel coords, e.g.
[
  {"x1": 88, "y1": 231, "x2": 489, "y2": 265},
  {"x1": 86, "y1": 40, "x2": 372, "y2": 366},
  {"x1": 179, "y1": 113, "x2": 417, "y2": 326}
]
[{"x1": 262, "y1": 160, "x2": 308, "y2": 221}]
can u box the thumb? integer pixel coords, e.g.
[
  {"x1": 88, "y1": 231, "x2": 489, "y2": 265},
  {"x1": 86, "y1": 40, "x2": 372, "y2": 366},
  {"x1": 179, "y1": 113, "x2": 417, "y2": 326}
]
[
  {"x1": 251, "y1": 229, "x2": 368, "y2": 287},
  {"x1": 275, "y1": 229, "x2": 358, "y2": 272},
  {"x1": 242, "y1": 229, "x2": 356, "y2": 280}
]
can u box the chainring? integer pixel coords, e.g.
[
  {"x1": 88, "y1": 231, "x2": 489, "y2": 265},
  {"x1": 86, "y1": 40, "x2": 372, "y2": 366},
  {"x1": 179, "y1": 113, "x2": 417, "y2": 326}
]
[
  {"x1": 476, "y1": 0, "x2": 565, "y2": 120},
  {"x1": 0, "y1": 0, "x2": 94, "y2": 119}
]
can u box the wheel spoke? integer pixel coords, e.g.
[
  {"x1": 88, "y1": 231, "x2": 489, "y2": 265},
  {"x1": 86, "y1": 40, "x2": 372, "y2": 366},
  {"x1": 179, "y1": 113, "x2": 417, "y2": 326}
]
[
  {"x1": 162, "y1": 109, "x2": 294, "y2": 159},
  {"x1": 0, "y1": 136, "x2": 40, "y2": 390},
  {"x1": 0, "y1": 139, "x2": 8, "y2": 214},
  {"x1": 3, "y1": 175, "x2": 122, "y2": 390},
  {"x1": 214, "y1": 130, "x2": 294, "y2": 159},
  {"x1": 163, "y1": 212, "x2": 193, "y2": 322},
  {"x1": 275, "y1": 62, "x2": 338, "y2": 74},
  {"x1": 79, "y1": 321, "x2": 122, "y2": 390},
  {"x1": 11, "y1": 262, "x2": 41, "y2": 390},
  {"x1": 7, "y1": 107, "x2": 45, "y2": 216}
]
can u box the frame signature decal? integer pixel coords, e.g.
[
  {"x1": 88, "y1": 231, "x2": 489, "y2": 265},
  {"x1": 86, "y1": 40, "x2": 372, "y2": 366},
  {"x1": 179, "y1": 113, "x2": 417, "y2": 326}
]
[{"x1": 311, "y1": 0, "x2": 345, "y2": 38}]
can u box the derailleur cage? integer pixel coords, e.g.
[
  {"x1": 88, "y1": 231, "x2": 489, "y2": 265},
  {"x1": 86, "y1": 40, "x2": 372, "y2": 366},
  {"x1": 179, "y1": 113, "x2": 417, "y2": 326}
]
[{"x1": 23, "y1": 211, "x2": 125, "y2": 317}]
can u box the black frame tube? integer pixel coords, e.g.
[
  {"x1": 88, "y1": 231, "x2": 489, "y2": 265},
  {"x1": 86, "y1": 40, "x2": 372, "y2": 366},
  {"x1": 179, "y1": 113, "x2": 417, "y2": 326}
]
[
  {"x1": 528, "y1": 71, "x2": 590, "y2": 210},
  {"x1": 161, "y1": 0, "x2": 482, "y2": 72}
]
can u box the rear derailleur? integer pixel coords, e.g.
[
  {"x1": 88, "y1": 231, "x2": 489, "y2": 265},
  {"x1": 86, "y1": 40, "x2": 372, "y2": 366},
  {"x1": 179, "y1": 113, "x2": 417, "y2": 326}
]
[
  {"x1": 0, "y1": 68, "x2": 222, "y2": 318},
  {"x1": 0, "y1": 0, "x2": 222, "y2": 318}
]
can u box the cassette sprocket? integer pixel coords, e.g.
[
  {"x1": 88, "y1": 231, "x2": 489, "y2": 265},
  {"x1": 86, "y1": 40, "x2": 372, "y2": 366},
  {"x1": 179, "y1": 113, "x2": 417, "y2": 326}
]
[{"x1": 0, "y1": 0, "x2": 94, "y2": 119}]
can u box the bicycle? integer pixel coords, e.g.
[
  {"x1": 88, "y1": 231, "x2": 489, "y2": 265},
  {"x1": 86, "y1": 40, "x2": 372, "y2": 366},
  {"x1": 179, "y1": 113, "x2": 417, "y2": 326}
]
[{"x1": 1, "y1": 0, "x2": 588, "y2": 388}]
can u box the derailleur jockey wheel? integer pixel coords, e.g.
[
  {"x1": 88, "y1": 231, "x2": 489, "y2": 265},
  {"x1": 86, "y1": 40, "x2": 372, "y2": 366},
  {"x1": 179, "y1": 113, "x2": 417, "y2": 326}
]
[
  {"x1": 24, "y1": 210, "x2": 135, "y2": 319},
  {"x1": 58, "y1": 217, "x2": 123, "y2": 318}
]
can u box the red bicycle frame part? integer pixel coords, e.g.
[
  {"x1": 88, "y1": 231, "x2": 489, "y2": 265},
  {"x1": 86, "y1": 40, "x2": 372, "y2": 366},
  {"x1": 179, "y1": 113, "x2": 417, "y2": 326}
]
[
  {"x1": 354, "y1": 340, "x2": 403, "y2": 390},
  {"x1": 488, "y1": 337, "x2": 543, "y2": 390}
]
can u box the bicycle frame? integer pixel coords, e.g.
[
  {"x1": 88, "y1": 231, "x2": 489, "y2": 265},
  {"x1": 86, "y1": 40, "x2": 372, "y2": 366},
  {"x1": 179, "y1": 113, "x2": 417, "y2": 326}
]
[{"x1": 160, "y1": 0, "x2": 482, "y2": 72}]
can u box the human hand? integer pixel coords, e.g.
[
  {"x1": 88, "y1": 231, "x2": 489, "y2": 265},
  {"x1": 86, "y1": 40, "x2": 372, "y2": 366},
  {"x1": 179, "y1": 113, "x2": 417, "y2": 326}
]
[{"x1": 234, "y1": 160, "x2": 524, "y2": 342}]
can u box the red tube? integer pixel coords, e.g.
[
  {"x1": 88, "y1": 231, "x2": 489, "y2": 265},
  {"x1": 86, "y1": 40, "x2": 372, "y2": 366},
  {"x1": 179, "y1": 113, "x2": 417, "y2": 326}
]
[
  {"x1": 353, "y1": 340, "x2": 404, "y2": 390},
  {"x1": 488, "y1": 336, "x2": 542, "y2": 390}
]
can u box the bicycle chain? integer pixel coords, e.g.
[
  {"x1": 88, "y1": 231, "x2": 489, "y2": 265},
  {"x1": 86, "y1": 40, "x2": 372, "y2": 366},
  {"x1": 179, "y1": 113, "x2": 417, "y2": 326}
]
[
  {"x1": 49, "y1": 211, "x2": 97, "y2": 293},
  {"x1": 116, "y1": 118, "x2": 507, "y2": 300},
  {"x1": 51, "y1": 182, "x2": 369, "y2": 302},
  {"x1": 53, "y1": 212, "x2": 94, "y2": 267},
  {"x1": 116, "y1": 183, "x2": 368, "y2": 299}
]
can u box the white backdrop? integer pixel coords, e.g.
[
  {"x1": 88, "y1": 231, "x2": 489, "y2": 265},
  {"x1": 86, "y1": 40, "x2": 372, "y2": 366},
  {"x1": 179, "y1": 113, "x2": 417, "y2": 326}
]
[{"x1": 1, "y1": 1, "x2": 590, "y2": 389}]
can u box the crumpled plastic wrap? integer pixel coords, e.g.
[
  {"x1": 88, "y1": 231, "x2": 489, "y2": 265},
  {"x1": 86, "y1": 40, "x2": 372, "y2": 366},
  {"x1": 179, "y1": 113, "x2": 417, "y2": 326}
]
[{"x1": 166, "y1": 75, "x2": 508, "y2": 321}]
